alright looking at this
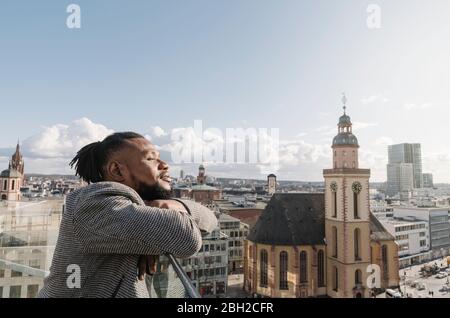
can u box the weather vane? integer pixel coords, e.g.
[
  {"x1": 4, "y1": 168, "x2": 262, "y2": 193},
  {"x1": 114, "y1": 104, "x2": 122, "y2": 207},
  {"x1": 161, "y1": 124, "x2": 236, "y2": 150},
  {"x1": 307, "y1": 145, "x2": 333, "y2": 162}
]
[{"x1": 342, "y1": 93, "x2": 347, "y2": 114}]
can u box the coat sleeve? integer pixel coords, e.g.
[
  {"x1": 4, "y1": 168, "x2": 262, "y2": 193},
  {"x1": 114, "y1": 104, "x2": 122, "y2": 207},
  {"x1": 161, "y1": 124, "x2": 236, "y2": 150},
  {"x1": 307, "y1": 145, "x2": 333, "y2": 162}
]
[
  {"x1": 72, "y1": 192, "x2": 206, "y2": 258},
  {"x1": 173, "y1": 199, "x2": 218, "y2": 235}
]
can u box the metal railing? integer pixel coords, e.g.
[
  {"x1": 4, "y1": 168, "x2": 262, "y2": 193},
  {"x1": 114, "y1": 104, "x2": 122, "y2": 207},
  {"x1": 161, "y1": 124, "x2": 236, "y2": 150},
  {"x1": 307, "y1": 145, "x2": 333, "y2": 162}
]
[{"x1": 166, "y1": 254, "x2": 201, "y2": 298}]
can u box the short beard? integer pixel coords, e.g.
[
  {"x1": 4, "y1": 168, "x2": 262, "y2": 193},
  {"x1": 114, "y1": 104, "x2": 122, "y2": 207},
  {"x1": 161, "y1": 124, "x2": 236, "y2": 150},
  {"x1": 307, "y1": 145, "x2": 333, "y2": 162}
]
[{"x1": 136, "y1": 182, "x2": 172, "y2": 201}]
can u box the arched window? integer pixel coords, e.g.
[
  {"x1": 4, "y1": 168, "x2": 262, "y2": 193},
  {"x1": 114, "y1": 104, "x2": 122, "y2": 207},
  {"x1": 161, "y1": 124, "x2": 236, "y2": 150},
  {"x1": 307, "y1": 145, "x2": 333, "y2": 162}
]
[
  {"x1": 333, "y1": 266, "x2": 339, "y2": 291},
  {"x1": 318, "y1": 250, "x2": 325, "y2": 287},
  {"x1": 352, "y1": 182, "x2": 362, "y2": 219},
  {"x1": 355, "y1": 270, "x2": 362, "y2": 285},
  {"x1": 354, "y1": 228, "x2": 361, "y2": 261},
  {"x1": 12, "y1": 180, "x2": 15, "y2": 191},
  {"x1": 279, "y1": 251, "x2": 288, "y2": 290},
  {"x1": 299, "y1": 251, "x2": 307, "y2": 283},
  {"x1": 332, "y1": 227, "x2": 338, "y2": 258},
  {"x1": 382, "y1": 245, "x2": 389, "y2": 277},
  {"x1": 3, "y1": 180, "x2": 7, "y2": 191},
  {"x1": 330, "y1": 182, "x2": 337, "y2": 218},
  {"x1": 260, "y1": 250, "x2": 268, "y2": 288}
]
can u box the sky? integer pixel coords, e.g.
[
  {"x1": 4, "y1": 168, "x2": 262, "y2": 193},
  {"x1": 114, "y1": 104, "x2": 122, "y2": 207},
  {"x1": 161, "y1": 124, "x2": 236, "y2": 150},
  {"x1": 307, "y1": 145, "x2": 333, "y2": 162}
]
[{"x1": 1, "y1": 0, "x2": 450, "y2": 182}]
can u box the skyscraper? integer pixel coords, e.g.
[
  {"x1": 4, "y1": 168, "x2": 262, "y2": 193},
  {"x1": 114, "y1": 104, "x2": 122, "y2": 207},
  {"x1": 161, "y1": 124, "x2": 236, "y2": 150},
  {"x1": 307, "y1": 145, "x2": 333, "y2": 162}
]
[{"x1": 386, "y1": 143, "x2": 423, "y2": 197}]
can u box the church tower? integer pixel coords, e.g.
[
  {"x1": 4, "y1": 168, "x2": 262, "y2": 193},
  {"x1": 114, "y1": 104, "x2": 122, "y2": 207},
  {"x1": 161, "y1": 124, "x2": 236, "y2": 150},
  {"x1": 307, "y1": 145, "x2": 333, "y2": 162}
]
[
  {"x1": 324, "y1": 95, "x2": 372, "y2": 298},
  {"x1": 197, "y1": 164, "x2": 206, "y2": 185},
  {"x1": 9, "y1": 140, "x2": 25, "y2": 176}
]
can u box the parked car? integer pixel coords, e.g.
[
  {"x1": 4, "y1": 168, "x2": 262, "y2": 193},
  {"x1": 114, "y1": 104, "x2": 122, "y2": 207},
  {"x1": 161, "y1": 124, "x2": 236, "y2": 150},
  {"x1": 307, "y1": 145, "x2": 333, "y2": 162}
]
[
  {"x1": 386, "y1": 289, "x2": 402, "y2": 298},
  {"x1": 416, "y1": 282, "x2": 427, "y2": 290}
]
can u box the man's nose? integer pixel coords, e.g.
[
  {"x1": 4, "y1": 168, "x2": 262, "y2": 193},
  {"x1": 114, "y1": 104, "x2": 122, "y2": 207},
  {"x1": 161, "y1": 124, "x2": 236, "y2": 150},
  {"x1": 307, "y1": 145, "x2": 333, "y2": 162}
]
[{"x1": 158, "y1": 159, "x2": 169, "y2": 171}]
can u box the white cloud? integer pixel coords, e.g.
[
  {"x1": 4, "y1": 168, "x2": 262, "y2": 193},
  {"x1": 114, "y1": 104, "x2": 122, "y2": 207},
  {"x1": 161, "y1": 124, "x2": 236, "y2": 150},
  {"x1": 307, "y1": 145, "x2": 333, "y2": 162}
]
[
  {"x1": 22, "y1": 118, "x2": 114, "y2": 159},
  {"x1": 403, "y1": 102, "x2": 432, "y2": 110},
  {"x1": 352, "y1": 122, "x2": 378, "y2": 132},
  {"x1": 361, "y1": 94, "x2": 390, "y2": 105},
  {"x1": 149, "y1": 126, "x2": 167, "y2": 138},
  {"x1": 374, "y1": 137, "x2": 394, "y2": 147}
]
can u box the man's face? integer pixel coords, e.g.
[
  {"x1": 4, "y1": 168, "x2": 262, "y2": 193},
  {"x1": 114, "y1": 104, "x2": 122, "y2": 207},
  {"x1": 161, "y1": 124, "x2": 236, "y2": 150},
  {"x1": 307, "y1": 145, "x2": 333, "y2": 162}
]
[{"x1": 110, "y1": 138, "x2": 172, "y2": 200}]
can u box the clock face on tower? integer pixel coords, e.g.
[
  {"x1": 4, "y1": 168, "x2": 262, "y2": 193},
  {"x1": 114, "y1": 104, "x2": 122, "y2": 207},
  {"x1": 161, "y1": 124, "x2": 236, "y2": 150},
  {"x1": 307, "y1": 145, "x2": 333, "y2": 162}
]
[
  {"x1": 352, "y1": 182, "x2": 362, "y2": 194},
  {"x1": 330, "y1": 182, "x2": 338, "y2": 192}
]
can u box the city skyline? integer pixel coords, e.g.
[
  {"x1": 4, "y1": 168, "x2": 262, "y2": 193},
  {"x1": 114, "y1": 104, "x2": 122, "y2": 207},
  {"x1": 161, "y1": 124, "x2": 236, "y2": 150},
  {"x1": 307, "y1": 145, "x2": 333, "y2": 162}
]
[{"x1": 1, "y1": 1, "x2": 450, "y2": 182}]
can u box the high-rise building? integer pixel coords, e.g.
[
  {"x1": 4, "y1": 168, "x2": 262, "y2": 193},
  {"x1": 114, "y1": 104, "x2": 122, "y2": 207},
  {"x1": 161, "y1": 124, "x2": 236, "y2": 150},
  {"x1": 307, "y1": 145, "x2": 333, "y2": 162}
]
[
  {"x1": 387, "y1": 143, "x2": 423, "y2": 189},
  {"x1": 386, "y1": 163, "x2": 414, "y2": 198},
  {"x1": 422, "y1": 173, "x2": 434, "y2": 188}
]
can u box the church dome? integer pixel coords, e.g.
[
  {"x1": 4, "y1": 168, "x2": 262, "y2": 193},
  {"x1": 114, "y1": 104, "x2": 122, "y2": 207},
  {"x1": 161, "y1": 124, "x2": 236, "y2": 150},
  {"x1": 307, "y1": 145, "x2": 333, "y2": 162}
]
[
  {"x1": 333, "y1": 132, "x2": 359, "y2": 146},
  {"x1": 1, "y1": 169, "x2": 22, "y2": 178},
  {"x1": 338, "y1": 114, "x2": 352, "y2": 126}
]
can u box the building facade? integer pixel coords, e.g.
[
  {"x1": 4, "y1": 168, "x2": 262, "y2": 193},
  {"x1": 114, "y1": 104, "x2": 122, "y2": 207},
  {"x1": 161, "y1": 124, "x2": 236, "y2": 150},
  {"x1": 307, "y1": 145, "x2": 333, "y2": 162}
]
[
  {"x1": 423, "y1": 173, "x2": 434, "y2": 189},
  {"x1": 181, "y1": 227, "x2": 229, "y2": 298},
  {"x1": 380, "y1": 217, "x2": 431, "y2": 267},
  {"x1": 218, "y1": 213, "x2": 249, "y2": 274},
  {"x1": 393, "y1": 207, "x2": 450, "y2": 258}
]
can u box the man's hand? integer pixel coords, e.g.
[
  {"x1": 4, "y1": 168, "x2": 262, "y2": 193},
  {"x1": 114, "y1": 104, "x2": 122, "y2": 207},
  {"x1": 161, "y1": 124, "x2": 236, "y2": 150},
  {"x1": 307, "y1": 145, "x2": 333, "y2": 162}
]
[
  {"x1": 137, "y1": 200, "x2": 189, "y2": 280},
  {"x1": 138, "y1": 255, "x2": 158, "y2": 281},
  {"x1": 145, "y1": 199, "x2": 189, "y2": 213}
]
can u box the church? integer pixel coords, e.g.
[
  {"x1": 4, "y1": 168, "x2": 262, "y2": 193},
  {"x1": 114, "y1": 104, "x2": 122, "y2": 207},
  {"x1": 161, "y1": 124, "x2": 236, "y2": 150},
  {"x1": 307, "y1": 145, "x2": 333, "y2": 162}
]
[
  {"x1": 244, "y1": 97, "x2": 400, "y2": 298},
  {"x1": 0, "y1": 141, "x2": 25, "y2": 201}
]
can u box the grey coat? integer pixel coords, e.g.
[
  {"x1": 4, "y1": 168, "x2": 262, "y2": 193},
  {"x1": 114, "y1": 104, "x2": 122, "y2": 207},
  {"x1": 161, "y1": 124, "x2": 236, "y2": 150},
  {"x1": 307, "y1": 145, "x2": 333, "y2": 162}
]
[{"x1": 38, "y1": 181, "x2": 218, "y2": 298}]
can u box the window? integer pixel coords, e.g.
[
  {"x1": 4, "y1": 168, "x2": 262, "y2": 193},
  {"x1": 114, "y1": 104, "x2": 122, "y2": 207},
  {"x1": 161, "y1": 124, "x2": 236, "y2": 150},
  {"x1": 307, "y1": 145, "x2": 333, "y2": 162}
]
[
  {"x1": 382, "y1": 245, "x2": 389, "y2": 277},
  {"x1": 355, "y1": 270, "x2": 362, "y2": 285},
  {"x1": 318, "y1": 250, "x2": 325, "y2": 287},
  {"x1": 9, "y1": 286, "x2": 21, "y2": 298},
  {"x1": 280, "y1": 251, "x2": 289, "y2": 290},
  {"x1": 0, "y1": 286, "x2": 3, "y2": 298},
  {"x1": 330, "y1": 182, "x2": 337, "y2": 218},
  {"x1": 333, "y1": 267, "x2": 339, "y2": 291},
  {"x1": 27, "y1": 285, "x2": 39, "y2": 298},
  {"x1": 260, "y1": 250, "x2": 268, "y2": 288},
  {"x1": 333, "y1": 191, "x2": 337, "y2": 218},
  {"x1": 354, "y1": 228, "x2": 361, "y2": 261},
  {"x1": 12, "y1": 179, "x2": 15, "y2": 190},
  {"x1": 420, "y1": 240, "x2": 427, "y2": 247},
  {"x1": 3, "y1": 180, "x2": 7, "y2": 191},
  {"x1": 210, "y1": 244, "x2": 215, "y2": 252},
  {"x1": 352, "y1": 182, "x2": 362, "y2": 219},
  {"x1": 332, "y1": 227, "x2": 338, "y2": 258},
  {"x1": 353, "y1": 192, "x2": 359, "y2": 219},
  {"x1": 205, "y1": 245, "x2": 209, "y2": 252},
  {"x1": 11, "y1": 270, "x2": 22, "y2": 277},
  {"x1": 299, "y1": 251, "x2": 307, "y2": 283},
  {"x1": 0, "y1": 269, "x2": 4, "y2": 278}
]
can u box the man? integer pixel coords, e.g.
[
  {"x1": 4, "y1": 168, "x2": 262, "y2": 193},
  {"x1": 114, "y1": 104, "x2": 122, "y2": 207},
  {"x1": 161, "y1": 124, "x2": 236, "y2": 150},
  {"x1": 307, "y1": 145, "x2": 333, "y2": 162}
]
[{"x1": 38, "y1": 132, "x2": 217, "y2": 298}]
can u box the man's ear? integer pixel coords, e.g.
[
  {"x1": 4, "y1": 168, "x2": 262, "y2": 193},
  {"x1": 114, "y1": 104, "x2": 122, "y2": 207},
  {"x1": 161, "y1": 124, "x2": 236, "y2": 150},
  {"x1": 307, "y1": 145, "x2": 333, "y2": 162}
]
[{"x1": 105, "y1": 160, "x2": 127, "y2": 183}]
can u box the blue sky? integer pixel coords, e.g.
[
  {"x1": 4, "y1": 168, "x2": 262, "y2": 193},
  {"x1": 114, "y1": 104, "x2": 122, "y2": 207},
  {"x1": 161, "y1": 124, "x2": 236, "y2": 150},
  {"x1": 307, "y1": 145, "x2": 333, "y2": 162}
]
[{"x1": 1, "y1": 0, "x2": 450, "y2": 182}]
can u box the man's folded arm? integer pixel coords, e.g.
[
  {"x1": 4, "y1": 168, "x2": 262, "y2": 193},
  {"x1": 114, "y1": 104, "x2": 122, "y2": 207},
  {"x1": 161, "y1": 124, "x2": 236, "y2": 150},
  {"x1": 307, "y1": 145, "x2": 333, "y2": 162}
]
[
  {"x1": 73, "y1": 195, "x2": 205, "y2": 258},
  {"x1": 173, "y1": 199, "x2": 218, "y2": 235}
]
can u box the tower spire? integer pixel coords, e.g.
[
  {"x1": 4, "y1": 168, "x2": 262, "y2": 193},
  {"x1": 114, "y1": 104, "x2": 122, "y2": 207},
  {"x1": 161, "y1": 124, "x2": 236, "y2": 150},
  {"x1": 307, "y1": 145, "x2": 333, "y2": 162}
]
[{"x1": 342, "y1": 92, "x2": 347, "y2": 115}]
